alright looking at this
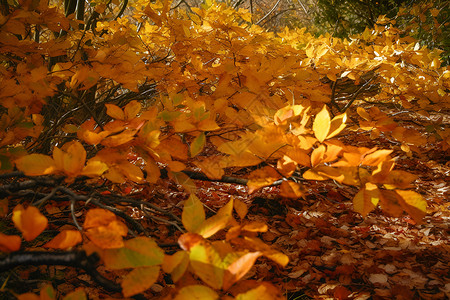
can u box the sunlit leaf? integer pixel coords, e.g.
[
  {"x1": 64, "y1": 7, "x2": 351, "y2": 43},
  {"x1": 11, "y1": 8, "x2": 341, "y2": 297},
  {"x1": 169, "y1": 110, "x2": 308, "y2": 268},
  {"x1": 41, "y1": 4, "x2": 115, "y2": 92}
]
[
  {"x1": 353, "y1": 183, "x2": 380, "y2": 217},
  {"x1": 235, "y1": 282, "x2": 285, "y2": 300},
  {"x1": 12, "y1": 204, "x2": 48, "y2": 241},
  {"x1": 197, "y1": 198, "x2": 234, "y2": 238},
  {"x1": 83, "y1": 208, "x2": 117, "y2": 228},
  {"x1": 223, "y1": 252, "x2": 262, "y2": 290},
  {"x1": 327, "y1": 112, "x2": 347, "y2": 139},
  {"x1": 121, "y1": 266, "x2": 160, "y2": 297},
  {"x1": 313, "y1": 106, "x2": 331, "y2": 143},
  {"x1": 189, "y1": 242, "x2": 224, "y2": 289},
  {"x1": 395, "y1": 190, "x2": 427, "y2": 223},
  {"x1": 44, "y1": 230, "x2": 82, "y2": 249},
  {"x1": 173, "y1": 285, "x2": 219, "y2": 300},
  {"x1": 247, "y1": 166, "x2": 281, "y2": 194}
]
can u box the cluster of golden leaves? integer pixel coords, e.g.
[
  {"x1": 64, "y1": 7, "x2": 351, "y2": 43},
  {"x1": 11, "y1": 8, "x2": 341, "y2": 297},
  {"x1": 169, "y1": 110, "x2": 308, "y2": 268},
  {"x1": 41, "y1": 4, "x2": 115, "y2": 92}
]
[{"x1": 0, "y1": 0, "x2": 449, "y2": 298}]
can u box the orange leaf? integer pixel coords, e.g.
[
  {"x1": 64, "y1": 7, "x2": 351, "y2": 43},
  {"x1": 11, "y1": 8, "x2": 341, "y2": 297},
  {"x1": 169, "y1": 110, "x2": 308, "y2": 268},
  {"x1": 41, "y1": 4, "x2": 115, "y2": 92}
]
[
  {"x1": 327, "y1": 112, "x2": 347, "y2": 139},
  {"x1": 233, "y1": 197, "x2": 248, "y2": 220},
  {"x1": 247, "y1": 166, "x2": 281, "y2": 194},
  {"x1": 121, "y1": 266, "x2": 160, "y2": 297},
  {"x1": 105, "y1": 104, "x2": 125, "y2": 120},
  {"x1": 12, "y1": 205, "x2": 48, "y2": 241},
  {"x1": 15, "y1": 154, "x2": 56, "y2": 176},
  {"x1": 44, "y1": 230, "x2": 82, "y2": 250},
  {"x1": 223, "y1": 252, "x2": 262, "y2": 290},
  {"x1": 280, "y1": 181, "x2": 306, "y2": 199},
  {"x1": 313, "y1": 106, "x2": 331, "y2": 143},
  {"x1": 124, "y1": 100, "x2": 141, "y2": 120},
  {"x1": 0, "y1": 233, "x2": 21, "y2": 252},
  {"x1": 197, "y1": 198, "x2": 234, "y2": 238},
  {"x1": 85, "y1": 226, "x2": 125, "y2": 249},
  {"x1": 83, "y1": 208, "x2": 117, "y2": 228}
]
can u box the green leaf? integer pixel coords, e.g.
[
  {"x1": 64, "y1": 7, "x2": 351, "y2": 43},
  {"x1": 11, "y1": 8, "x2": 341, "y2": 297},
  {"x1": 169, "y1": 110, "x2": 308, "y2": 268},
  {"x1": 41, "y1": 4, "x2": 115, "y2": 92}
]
[
  {"x1": 103, "y1": 237, "x2": 164, "y2": 269},
  {"x1": 190, "y1": 132, "x2": 206, "y2": 157}
]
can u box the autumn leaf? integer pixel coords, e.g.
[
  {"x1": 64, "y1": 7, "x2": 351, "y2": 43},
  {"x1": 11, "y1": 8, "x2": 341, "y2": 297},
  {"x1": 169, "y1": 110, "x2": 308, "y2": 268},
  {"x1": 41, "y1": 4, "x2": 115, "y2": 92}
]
[
  {"x1": 162, "y1": 251, "x2": 189, "y2": 282},
  {"x1": 280, "y1": 181, "x2": 306, "y2": 199},
  {"x1": 353, "y1": 183, "x2": 380, "y2": 217},
  {"x1": 313, "y1": 105, "x2": 331, "y2": 143},
  {"x1": 189, "y1": 241, "x2": 224, "y2": 289},
  {"x1": 182, "y1": 194, "x2": 206, "y2": 233},
  {"x1": 15, "y1": 154, "x2": 56, "y2": 176},
  {"x1": 121, "y1": 266, "x2": 160, "y2": 297},
  {"x1": 102, "y1": 237, "x2": 164, "y2": 269},
  {"x1": 105, "y1": 104, "x2": 125, "y2": 120},
  {"x1": 44, "y1": 230, "x2": 82, "y2": 250},
  {"x1": 223, "y1": 251, "x2": 262, "y2": 290},
  {"x1": 190, "y1": 132, "x2": 206, "y2": 157},
  {"x1": 12, "y1": 204, "x2": 48, "y2": 241},
  {"x1": 173, "y1": 285, "x2": 219, "y2": 300},
  {"x1": 197, "y1": 198, "x2": 234, "y2": 238},
  {"x1": 0, "y1": 233, "x2": 21, "y2": 252}
]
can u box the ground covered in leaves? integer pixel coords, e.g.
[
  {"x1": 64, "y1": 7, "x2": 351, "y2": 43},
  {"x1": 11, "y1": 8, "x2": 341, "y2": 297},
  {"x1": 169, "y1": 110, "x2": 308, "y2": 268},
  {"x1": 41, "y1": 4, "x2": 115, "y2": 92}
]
[{"x1": 3, "y1": 106, "x2": 449, "y2": 300}]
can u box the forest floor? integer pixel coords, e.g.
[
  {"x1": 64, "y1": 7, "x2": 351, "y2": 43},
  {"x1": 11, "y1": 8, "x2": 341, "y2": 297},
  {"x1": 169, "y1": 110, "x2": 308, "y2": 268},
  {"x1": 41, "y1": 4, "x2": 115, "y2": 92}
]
[{"x1": 2, "y1": 105, "x2": 449, "y2": 300}]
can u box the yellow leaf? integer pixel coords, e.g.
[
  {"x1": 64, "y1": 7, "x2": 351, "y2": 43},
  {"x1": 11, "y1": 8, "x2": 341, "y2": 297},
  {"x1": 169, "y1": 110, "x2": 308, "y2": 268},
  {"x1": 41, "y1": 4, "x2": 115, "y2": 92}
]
[
  {"x1": 118, "y1": 162, "x2": 144, "y2": 183},
  {"x1": 327, "y1": 112, "x2": 347, "y2": 139},
  {"x1": 162, "y1": 251, "x2": 189, "y2": 282},
  {"x1": 105, "y1": 104, "x2": 125, "y2": 120},
  {"x1": 395, "y1": 190, "x2": 427, "y2": 224},
  {"x1": 124, "y1": 100, "x2": 141, "y2": 120},
  {"x1": 189, "y1": 242, "x2": 224, "y2": 289},
  {"x1": 81, "y1": 160, "x2": 108, "y2": 177},
  {"x1": 182, "y1": 195, "x2": 206, "y2": 233},
  {"x1": 15, "y1": 154, "x2": 56, "y2": 176},
  {"x1": 12, "y1": 204, "x2": 48, "y2": 241},
  {"x1": 44, "y1": 230, "x2": 82, "y2": 250},
  {"x1": 195, "y1": 157, "x2": 225, "y2": 180},
  {"x1": 121, "y1": 266, "x2": 160, "y2": 298},
  {"x1": 174, "y1": 285, "x2": 219, "y2": 300},
  {"x1": 0, "y1": 232, "x2": 21, "y2": 252},
  {"x1": 313, "y1": 105, "x2": 331, "y2": 143},
  {"x1": 353, "y1": 183, "x2": 380, "y2": 217},
  {"x1": 311, "y1": 144, "x2": 326, "y2": 167},
  {"x1": 197, "y1": 198, "x2": 234, "y2": 238}
]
